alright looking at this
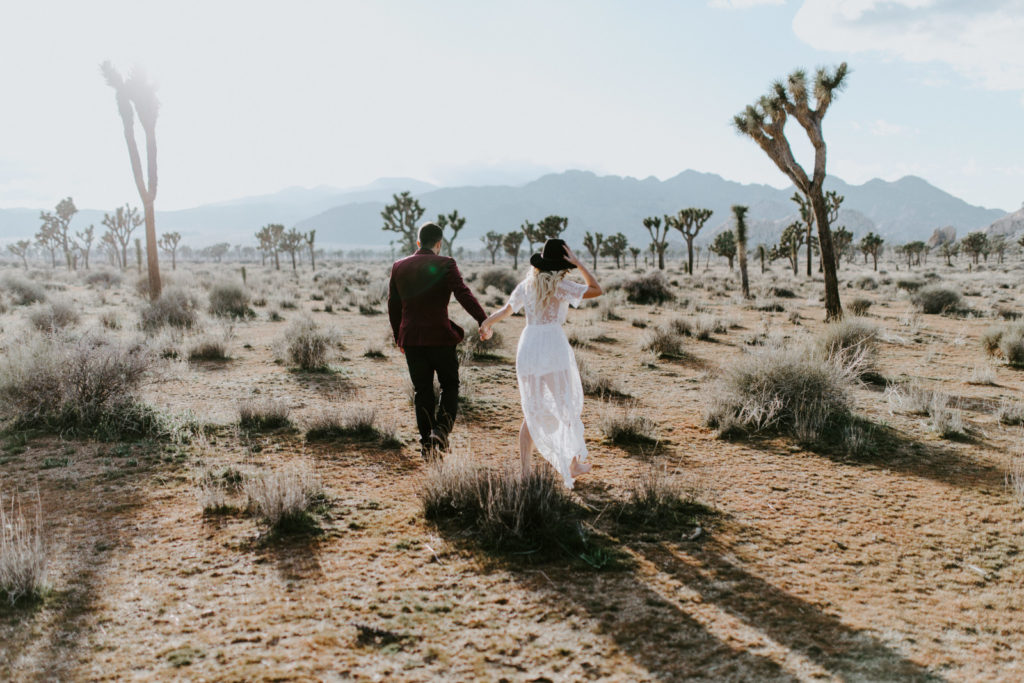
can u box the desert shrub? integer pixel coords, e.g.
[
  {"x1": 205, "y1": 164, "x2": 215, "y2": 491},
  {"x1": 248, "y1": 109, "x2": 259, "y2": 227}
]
[
  {"x1": 911, "y1": 285, "x2": 963, "y2": 314},
  {"x1": 694, "y1": 315, "x2": 726, "y2": 340},
  {"x1": 619, "y1": 466, "x2": 709, "y2": 526},
  {"x1": 278, "y1": 317, "x2": 339, "y2": 370},
  {"x1": 238, "y1": 398, "x2": 291, "y2": 431},
  {"x1": 100, "y1": 311, "x2": 120, "y2": 329},
  {"x1": 982, "y1": 323, "x2": 1024, "y2": 356},
  {"x1": 631, "y1": 318, "x2": 648, "y2": 329},
  {"x1": 2, "y1": 275, "x2": 46, "y2": 306},
  {"x1": 996, "y1": 399, "x2": 1024, "y2": 426},
  {"x1": 305, "y1": 406, "x2": 401, "y2": 447},
  {"x1": 577, "y1": 358, "x2": 628, "y2": 398},
  {"x1": 134, "y1": 274, "x2": 176, "y2": 299},
  {"x1": 209, "y1": 281, "x2": 254, "y2": 319},
  {"x1": 641, "y1": 326, "x2": 684, "y2": 358},
  {"x1": 704, "y1": 344, "x2": 858, "y2": 444},
  {"x1": 854, "y1": 276, "x2": 878, "y2": 290},
  {"x1": 598, "y1": 401, "x2": 657, "y2": 445},
  {"x1": 1000, "y1": 331, "x2": 1024, "y2": 368},
  {"x1": 460, "y1": 323, "x2": 504, "y2": 360},
  {"x1": 622, "y1": 272, "x2": 674, "y2": 305},
  {"x1": 0, "y1": 491, "x2": 48, "y2": 605},
  {"x1": 29, "y1": 300, "x2": 80, "y2": 332},
  {"x1": 848, "y1": 298, "x2": 872, "y2": 316},
  {"x1": 243, "y1": 462, "x2": 324, "y2": 532},
  {"x1": 421, "y1": 453, "x2": 582, "y2": 555},
  {"x1": 480, "y1": 268, "x2": 518, "y2": 295},
  {"x1": 187, "y1": 331, "x2": 231, "y2": 361},
  {"x1": 84, "y1": 271, "x2": 122, "y2": 289},
  {"x1": 0, "y1": 333, "x2": 162, "y2": 439},
  {"x1": 594, "y1": 297, "x2": 623, "y2": 322},
  {"x1": 1008, "y1": 453, "x2": 1024, "y2": 510},
  {"x1": 896, "y1": 279, "x2": 924, "y2": 292},
  {"x1": 928, "y1": 393, "x2": 966, "y2": 438},
  {"x1": 887, "y1": 381, "x2": 933, "y2": 416},
  {"x1": 754, "y1": 300, "x2": 785, "y2": 312},
  {"x1": 667, "y1": 317, "x2": 692, "y2": 336},
  {"x1": 767, "y1": 286, "x2": 797, "y2": 299},
  {"x1": 140, "y1": 287, "x2": 201, "y2": 331},
  {"x1": 995, "y1": 306, "x2": 1021, "y2": 320},
  {"x1": 815, "y1": 317, "x2": 878, "y2": 374},
  {"x1": 967, "y1": 364, "x2": 997, "y2": 385}
]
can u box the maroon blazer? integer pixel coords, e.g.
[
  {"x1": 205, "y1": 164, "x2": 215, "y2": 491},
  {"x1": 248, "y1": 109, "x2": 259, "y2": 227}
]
[{"x1": 388, "y1": 248, "x2": 487, "y2": 347}]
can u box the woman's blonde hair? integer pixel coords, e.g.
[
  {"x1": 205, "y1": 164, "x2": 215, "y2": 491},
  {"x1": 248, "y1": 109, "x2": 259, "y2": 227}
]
[{"x1": 528, "y1": 267, "x2": 568, "y2": 308}]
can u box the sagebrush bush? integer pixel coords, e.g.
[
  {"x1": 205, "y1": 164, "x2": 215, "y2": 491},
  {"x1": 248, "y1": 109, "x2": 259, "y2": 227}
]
[
  {"x1": 479, "y1": 268, "x2": 518, "y2": 295},
  {"x1": 896, "y1": 279, "x2": 924, "y2": 293},
  {"x1": 0, "y1": 491, "x2": 48, "y2": 605},
  {"x1": 911, "y1": 285, "x2": 963, "y2": 314},
  {"x1": 421, "y1": 453, "x2": 582, "y2": 555},
  {"x1": 2, "y1": 275, "x2": 46, "y2": 306},
  {"x1": 209, "y1": 281, "x2": 254, "y2": 319},
  {"x1": 848, "y1": 298, "x2": 872, "y2": 316},
  {"x1": 997, "y1": 399, "x2": 1024, "y2": 426},
  {"x1": 244, "y1": 462, "x2": 324, "y2": 532},
  {"x1": 815, "y1": 317, "x2": 879, "y2": 374},
  {"x1": 705, "y1": 344, "x2": 859, "y2": 444},
  {"x1": 84, "y1": 271, "x2": 122, "y2": 289},
  {"x1": 623, "y1": 272, "x2": 674, "y2": 305},
  {"x1": 238, "y1": 398, "x2": 291, "y2": 431},
  {"x1": 1000, "y1": 331, "x2": 1024, "y2": 368},
  {"x1": 982, "y1": 323, "x2": 1024, "y2": 356},
  {"x1": 305, "y1": 406, "x2": 401, "y2": 447},
  {"x1": 578, "y1": 358, "x2": 627, "y2": 398},
  {"x1": 641, "y1": 327, "x2": 684, "y2": 358},
  {"x1": 278, "y1": 317, "x2": 339, "y2": 370},
  {"x1": 187, "y1": 332, "x2": 230, "y2": 361},
  {"x1": 621, "y1": 466, "x2": 709, "y2": 526},
  {"x1": 140, "y1": 287, "x2": 201, "y2": 331},
  {"x1": 599, "y1": 401, "x2": 658, "y2": 445},
  {"x1": 0, "y1": 333, "x2": 162, "y2": 439},
  {"x1": 855, "y1": 276, "x2": 878, "y2": 290},
  {"x1": 29, "y1": 300, "x2": 80, "y2": 332}
]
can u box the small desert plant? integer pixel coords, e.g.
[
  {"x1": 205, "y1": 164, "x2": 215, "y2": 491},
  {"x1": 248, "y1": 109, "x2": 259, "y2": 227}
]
[
  {"x1": 619, "y1": 466, "x2": 709, "y2": 526},
  {"x1": 29, "y1": 300, "x2": 80, "y2": 332},
  {"x1": 238, "y1": 398, "x2": 291, "y2": 431},
  {"x1": 1007, "y1": 452, "x2": 1024, "y2": 510},
  {"x1": 187, "y1": 332, "x2": 231, "y2": 361},
  {"x1": 140, "y1": 287, "x2": 201, "y2": 331},
  {"x1": 208, "y1": 281, "x2": 254, "y2": 319},
  {"x1": 194, "y1": 468, "x2": 234, "y2": 515},
  {"x1": 305, "y1": 406, "x2": 401, "y2": 447},
  {"x1": 100, "y1": 311, "x2": 120, "y2": 329},
  {"x1": 966, "y1": 364, "x2": 997, "y2": 386},
  {"x1": 622, "y1": 272, "x2": 674, "y2": 305},
  {"x1": 243, "y1": 461, "x2": 324, "y2": 532},
  {"x1": 479, "y1": 268, "x2": 518, "y2": 295},
  {"x1": 2, "y1": 275, "x2": 46, "y2": 306},
  {"x1": 982, "y1": 323, "x2": 1024, "y2": 356},
  {"x1": 705, "y1": 344, "x2": 859, "y2": 444},
  {"x1": 996, "y1": 399, "x2": 1024, "y2": 426},
  {"x1": 641, "y1": 327, "x2": 684, "y2": 358},
  {"x1": 855, "y1": 276, "x2": 878, "y2": 290},
  {"x1": 911, "y1": 285, "x2": 963, "y2": 314},
  {"x1": 578, "y1": 358, "x2": 628, "y2": 398},
  {"x1": 928, "y1": 393, "x2": 966, "y2": 438},
  {"x1": 363, "y1": 346, "x2": 386, "y2": 359},
  {"x1": 815, "y1": 317, "x2": 879, "y2": 374},
  {"x1": 766, "y1": 286, "x2": 797, "y2": 299},
  {"x1": 896, "y1": 279, "x2": 924, "y2": 292},
  {"x1": 278, "y1": 317, "x2": 339, "y2": 371},
  {"x1": 999, "y1": 330, "x2": 1024, "y2": 368},
  {"x1": 0, "y1": 490, "x2": 48, "y2": 605},
  {"x1": 694, "y1": 314, "x2": 726, "y2": 340},
  {"x1": 598, "y1": 401, "x2": 658, "y2": 445},
  {"x1": 84, "y1": 271, "x2": 122, "y2": 289},
  {"x1": 848, "y1": 298, "x2": 872, "y2": 316}
]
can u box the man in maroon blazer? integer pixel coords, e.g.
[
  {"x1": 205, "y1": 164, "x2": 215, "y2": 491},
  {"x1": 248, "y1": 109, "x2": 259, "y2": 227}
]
[{"x1": 388, "y1": 222, "x2": 488, "y2": 459}]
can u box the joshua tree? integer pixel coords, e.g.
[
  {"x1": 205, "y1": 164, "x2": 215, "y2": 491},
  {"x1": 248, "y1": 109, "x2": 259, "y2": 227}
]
[
  {"x1": 436, "y1": 210, "x2": 466, "y2": 256},
  {"x1": 39, "y1": 197, "x2": 79, "y2": 271},
  {"x1": 642, "y1": 216, "x2": 669, "y2": 270},
  {"x1": 733, "y1": 205, "x2": 751, "y2": 298},
  {"x1": 482, "y1": 231, "x2": 503, "y2": 264},
  {"x1": 102, "y1": 62, "x2": 161, "y2": 299},
  {"x1": 756, "y1": 244, "x2": 767, "y2": 274},
  {"x1": 256, "y1": 223, "x2": 284, "y2": 270},
  {"x1": 710, "y1": 230, "x2": 737, "y2": 269},
  {"x1": 601, "y1": 232, "x2": 629, "y2": 268},
  {"x1": 280, "y1": 228, "x2": 305, "y2": 271},
  {"x1": 778, "y1": 222, "x2": 805, "y2": 274},
  {"x1": 134, "y1": 237, "x2": 143, "y2": 272},
  {"x1": 158, "y1": 232, "x2": 181, "y2": 270},
  {"x1": 304, "y1": 229, "x2": 317, "y2": 271},
  {"x1": 938, "y1": 240, "x2": 959, "y2": 266},
  {"x1": 960, "y1": 231, "x2": 989, "y2": 265},
  {"x1": 990, "y1": 234, "x2": 1009, "y2": 264},
  {"x1": 101, "y1": 205, "x2": 144, "y2": 271},
  {"x1": 668, "y1": 208, "x2": 714, "y2": 275},
  {"x1": 76, "y1": 224, "x2": 95, "y2": 269},
  {"x1": 381, "y1": 191, "x2": 425, "y2": 254},
  {"x1": 537, "y1": 215, "x2": 568, "y2": 241},
  {"x1": 628, "y1": 246, "x2": 641, "y2": 269},
  {"x1": 582, "y1": 231, "x2": 604, "y2": 270},
  {"x1": 7, "y1": 240, "x2": 31, "y2": 269},
  {"x1": 521, "y1": 220, "x2": 542, "y2": 254},
  {"x1": 35, "y1": 222, "x2": 60, "y2": 268},
  {"x1": 502, "y1": 231, "x2": 524, "y2": 269},
  {"x1": 832, "y1": 226, "x2": 853, "y2": 269},
  {"x1": 859, "y1": 232, "x2": 884, "y2": 271},
  {"x1": 789, "y1": 192, "x2": 815, "y2": 277},
  {"x1": 734, "y1": 63, "x2": 849, "y2": 320}
]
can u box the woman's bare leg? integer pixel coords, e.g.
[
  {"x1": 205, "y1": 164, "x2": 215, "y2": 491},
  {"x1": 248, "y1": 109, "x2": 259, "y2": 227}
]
[{"x1": 518, "y1": 419, "x2": 532, "y2": 477}]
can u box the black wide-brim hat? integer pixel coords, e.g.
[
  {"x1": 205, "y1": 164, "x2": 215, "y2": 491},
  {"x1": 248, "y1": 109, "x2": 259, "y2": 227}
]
[{"x1": 530, "y1": 238, "x2": 577, "y2": 272}]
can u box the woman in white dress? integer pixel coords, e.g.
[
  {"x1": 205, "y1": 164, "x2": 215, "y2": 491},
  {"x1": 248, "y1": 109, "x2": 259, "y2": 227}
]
[{"x1": 478, "y1": 239, "x2": 603, "y2": 488}]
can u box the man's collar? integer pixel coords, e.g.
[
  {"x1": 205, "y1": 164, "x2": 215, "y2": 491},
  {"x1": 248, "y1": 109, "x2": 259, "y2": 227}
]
[{"x1": 415, "y1": 247, "x2": 434, "y2": 255}]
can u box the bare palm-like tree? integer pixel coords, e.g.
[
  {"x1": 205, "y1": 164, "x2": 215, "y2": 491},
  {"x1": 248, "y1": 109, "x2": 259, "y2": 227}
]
[
  {"x1": 101, "y1": 61, "x2": 162, "y2": 299},
  {"x1": 734, "y1": 63, "x2": 849, "y2": 320}
]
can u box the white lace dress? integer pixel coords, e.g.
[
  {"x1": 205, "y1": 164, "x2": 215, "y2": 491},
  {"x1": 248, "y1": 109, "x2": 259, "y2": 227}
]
[{"x1": 507, "y1": 277, "x2": 590, "y2": 489}]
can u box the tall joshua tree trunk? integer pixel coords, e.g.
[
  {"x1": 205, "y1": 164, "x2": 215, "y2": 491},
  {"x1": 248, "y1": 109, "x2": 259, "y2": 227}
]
[
  {"x1": 733, "y1": 205, "x2": 751, "y2": 299},
  {"x1": 734, "y1": 63, "x2": 848, "y2": 321},
  {"x1": 102, "y1": 62, "x2": 162, "y2": 300}
]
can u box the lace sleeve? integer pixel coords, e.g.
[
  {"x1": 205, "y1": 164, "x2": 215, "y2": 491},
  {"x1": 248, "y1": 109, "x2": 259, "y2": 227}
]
[
  {"x1": 557, "y1": 280, "x2": 589, "y2": 308},
  {"x1": 508, "y1": 281, "x2": 527, "y2": 313}
]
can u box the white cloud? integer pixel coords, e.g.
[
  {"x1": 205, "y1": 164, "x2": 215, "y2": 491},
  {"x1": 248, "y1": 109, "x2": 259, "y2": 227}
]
[
  {"x1": 793, "y1": 1, "x2": 1024, "y2": 99},
  {"x1": 709, "y1": 0, "x2": 785, "y2": 9}
]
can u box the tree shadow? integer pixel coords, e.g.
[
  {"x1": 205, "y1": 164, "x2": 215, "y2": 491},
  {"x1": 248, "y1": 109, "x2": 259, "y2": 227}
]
[{"x1": 254, "y1": 535, "x2": 326, "y2": 584}]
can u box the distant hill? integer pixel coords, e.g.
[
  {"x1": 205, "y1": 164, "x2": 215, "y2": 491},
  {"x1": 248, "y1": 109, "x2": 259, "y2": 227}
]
[
  {"x1": 986, "y1": 205, "x2": 1024, "y2": 239},
  {"x1": 0, "y1": 171, "x2": 1007, "y2": 250}
]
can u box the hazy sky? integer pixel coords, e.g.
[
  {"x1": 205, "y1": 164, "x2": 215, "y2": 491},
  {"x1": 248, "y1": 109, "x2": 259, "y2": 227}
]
[{"x1": 1, "y1": 0, "x2": 1022, "y2": 213}]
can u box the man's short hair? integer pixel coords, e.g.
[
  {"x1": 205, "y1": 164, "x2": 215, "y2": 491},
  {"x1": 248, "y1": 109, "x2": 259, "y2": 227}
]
[{"x1": 418, "y1": 222, "x2": 444, "y2": 248}]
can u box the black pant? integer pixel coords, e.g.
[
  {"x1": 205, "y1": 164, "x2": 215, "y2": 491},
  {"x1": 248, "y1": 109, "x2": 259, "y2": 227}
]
[{"x1": 404, "y1": 345, "x2": 460, "y2": 445}]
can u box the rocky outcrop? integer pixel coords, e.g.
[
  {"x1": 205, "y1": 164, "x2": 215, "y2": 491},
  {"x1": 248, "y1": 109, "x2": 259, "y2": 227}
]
[
  {"x1": 927, "y1": 226, "x2": 956, "y2": 247},
  {"x1": 987, "y1": 206, "x2": 1024, "y2": 238}
]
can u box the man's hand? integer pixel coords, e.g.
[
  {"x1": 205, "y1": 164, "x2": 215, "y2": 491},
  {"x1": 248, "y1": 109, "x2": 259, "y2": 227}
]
[
  {"x1": 479, "y1": 323, "x2": 493, "y2": 341},
  {"x1": 398, "y1": 346, "x2": 405, "y2": 354}
]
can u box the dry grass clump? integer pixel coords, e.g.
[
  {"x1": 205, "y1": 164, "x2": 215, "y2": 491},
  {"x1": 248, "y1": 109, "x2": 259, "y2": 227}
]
[
  {"x1": 461, "y1": 324, "x2": 504, "y2": 360},
  {"x1": 2, "y1": 275, "x2": 46, "y2": 306},
  {"x1": 815, "y1": 317, "x2": 879, "y2": 374},
  {"x1": 187, "y1": 331, "x2": 231, "y2": 361},
  {"x1": 238, "y1": 398, "x2": 291, "y2": 431},
  {"x1": 996, "y1": 399, "x2": 1024, "y2": 426},
  {"x1": 243, "y1": 461, "x2": 324, "y2": 533},
  {"x1": 854, "y1": 275, "x2": 878, "y2": 290},
  {"x1": 277, "y1": 317, "x2": 339, "y2": 371},
  {"x1": 694, "y1": 314, "x2": 727, "y2": 340},
  {"x1": 305, "y1": 406, "x2": 401, "y2": 448},
  {"x1": 0, "y1": 333, "x2": 162, "y2": 439},
  {"x1": 619, "y1": 466, "x2": 710, "y2": 527},
  {"x1": 967, "y1": 364, "x2": 997, "y2": 386},
  {"x1": 194, "y1": 467, "x2": 243, "y2": 515},
  {"x1": 208, "y1": 281, "x2": 254, "y2": 319},
  {"x1": 578, "y1": 358, "x2": 628, "y2": 398},
  {"x1": 848, "y1": 297, "x2": 872, "y2": 316},
  {"x1": 927, "y1": 393, "x2": 967, "y2": 438},
  {"x1": 84, "y1": 270, "x2": 122, "y2": 289},
  {"x1": 479, "y1": 268, "x2": 518, "y2": 295},
  {"x1": 623, "y1": 272, "x2": 674, "y2": 305},
  {"x1": 421, "y1": 453, "x2": 583, "y2": 555},
  {"x1": 641, "y1": 326, "x2": 684, "y2": 359},
  {"x1": 598, "y1": 401, "x2": 658, "y2": 445},
  {"x1": 911, "y1": 285, "x2": 963, "y2": 314},
  {"x1": 982, "y1": 323, "x2": 1024, "y2": 367},
  {"x1": 28, "y1": 300, "x2": 80, "y2": 332},
  {"x1": 704, "y1": 343, "x2": 859, "y2": 445},
  {"x1": 140, "y1": 286, "x2": 201, "y2": 331},
  {"x1": 1007, "y1": 452, "x2": 1024, "y2": 510},
  {"x1": 0, "y1": 491, "x2": 48, "y2": 606}
]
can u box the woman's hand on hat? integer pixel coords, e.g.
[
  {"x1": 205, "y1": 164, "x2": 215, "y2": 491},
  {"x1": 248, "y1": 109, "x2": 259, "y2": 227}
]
[{"x1": 563, "y1": 244, "x2": 581, "y2": 266}]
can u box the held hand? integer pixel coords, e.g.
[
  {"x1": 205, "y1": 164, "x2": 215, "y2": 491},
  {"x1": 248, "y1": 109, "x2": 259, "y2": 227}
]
[
  {"x1": 479, "y1": 324, "x2": 494, "y2": 341},
  {"x1": 563, "y1": 244, "x2": 582, "y2": 266}
]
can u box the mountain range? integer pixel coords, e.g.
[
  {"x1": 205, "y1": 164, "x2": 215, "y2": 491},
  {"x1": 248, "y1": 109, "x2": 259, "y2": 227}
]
[{"x1": 0, "y1": 171, "x2": 1011, "y2": 251}]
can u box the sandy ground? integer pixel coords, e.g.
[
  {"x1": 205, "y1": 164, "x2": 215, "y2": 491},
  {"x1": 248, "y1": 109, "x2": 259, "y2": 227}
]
[{"x1": 1, "y1": 256, "x2": 1022, "y2": 681}]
